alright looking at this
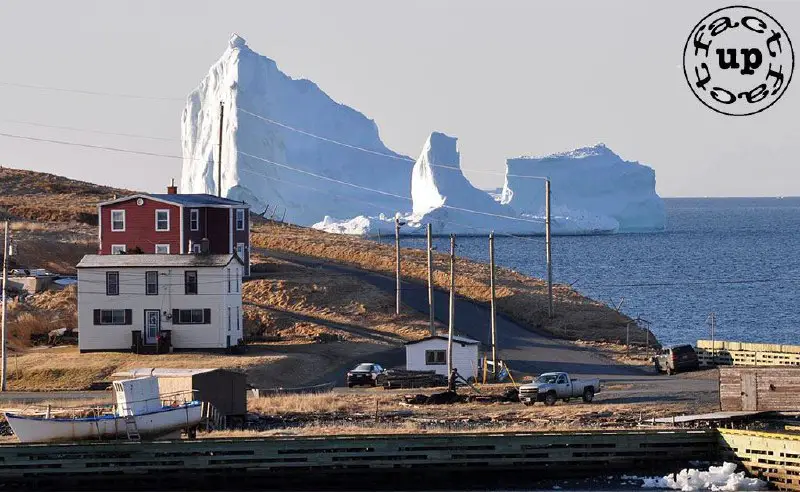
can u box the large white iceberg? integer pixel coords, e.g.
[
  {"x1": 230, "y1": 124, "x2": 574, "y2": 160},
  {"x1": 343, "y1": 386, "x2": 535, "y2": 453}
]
[
  {"x1": 500, "y1": 144, "x2": 666, "y2": 232},
  {"x1": 182, "y1": 35, "x2": 665, "y2": 236},
  {"x1": 180, "y1": 34, "x2": 412, "y2": 225}
]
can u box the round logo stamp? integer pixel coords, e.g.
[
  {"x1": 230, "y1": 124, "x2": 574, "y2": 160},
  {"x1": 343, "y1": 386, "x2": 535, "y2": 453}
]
[{"x1": 683, "y1": 5, "x2": 794, "y2": 116}]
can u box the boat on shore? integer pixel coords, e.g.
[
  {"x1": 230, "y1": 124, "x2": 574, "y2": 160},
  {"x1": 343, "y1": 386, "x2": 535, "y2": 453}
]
[{"x1": 4, "y1": 376, "x2": 202, "y2": 443}]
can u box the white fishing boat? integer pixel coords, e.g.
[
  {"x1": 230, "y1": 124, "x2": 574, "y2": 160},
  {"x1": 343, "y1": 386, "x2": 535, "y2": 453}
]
[{"x1": 5, "y1": 376, "x2": 203, "y2": 443}]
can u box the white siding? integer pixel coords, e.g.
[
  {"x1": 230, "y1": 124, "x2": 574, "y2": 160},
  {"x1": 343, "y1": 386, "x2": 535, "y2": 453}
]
[
  {"x1": 405, "y1": 338, "x2": 479, "y2": 377},
  {"x1": 78, "y1": 263, "x2": 243, "y2": 351}
]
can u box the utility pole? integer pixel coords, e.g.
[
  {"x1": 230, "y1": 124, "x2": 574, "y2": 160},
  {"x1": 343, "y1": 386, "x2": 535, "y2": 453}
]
[
  {"x1": 447, "y1": 234, "x2": 456, "y2": 375},
  {"x1": 426, "y1": 223, "x2": 434, "y2": 336},
  {"x1": 1, "y1": 221, "x2": 9, "y2": 391},
  {"x1": 489, "y1": 232, "x2": 497, "y2": 380},
  {"x1": 545, "y1": 179, "x2": 553, "y2": 318},
  {"x1": 217, "y1": 102, "x2": 224, "y2": 197},
  {"x1": 395, "y1": 217, "x2": 401, "y2": 316}
]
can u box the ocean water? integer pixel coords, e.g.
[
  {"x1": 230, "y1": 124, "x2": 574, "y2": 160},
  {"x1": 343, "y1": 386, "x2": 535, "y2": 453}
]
[{"x1": 387, "y1": 198, "x2": 800, "y2": 347}]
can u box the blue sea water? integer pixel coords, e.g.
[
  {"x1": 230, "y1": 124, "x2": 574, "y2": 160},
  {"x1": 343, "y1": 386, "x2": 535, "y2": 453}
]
[{"x1": 387, "y1": 197, "x2": 800, "y2": 347}]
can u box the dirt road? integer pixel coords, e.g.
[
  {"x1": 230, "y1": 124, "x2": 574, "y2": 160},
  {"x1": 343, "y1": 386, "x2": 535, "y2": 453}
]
[{"x1": 256, "y1": 249, "x2": 669, "y2": 384}]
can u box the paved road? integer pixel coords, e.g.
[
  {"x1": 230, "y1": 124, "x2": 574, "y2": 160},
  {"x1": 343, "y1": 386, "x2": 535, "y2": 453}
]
[{"x1": 255, "y1": 250, "x2": 652, "y2": 383}]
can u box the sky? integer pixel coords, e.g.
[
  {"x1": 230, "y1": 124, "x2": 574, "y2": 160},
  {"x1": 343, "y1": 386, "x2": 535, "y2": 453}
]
[{"x1": 0, "y1": 0, "x2": 797, "y2": 197}]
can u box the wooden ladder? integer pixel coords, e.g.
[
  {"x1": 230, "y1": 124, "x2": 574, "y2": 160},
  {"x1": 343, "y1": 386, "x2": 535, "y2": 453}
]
[{"x1": 124, "y1": 415, "x2": 141, "y2": 441}]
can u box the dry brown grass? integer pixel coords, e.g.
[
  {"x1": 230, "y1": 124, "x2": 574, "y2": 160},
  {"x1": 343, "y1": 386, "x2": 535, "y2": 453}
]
[
  {"x1": 251, "y1": 222, "x2": 656, "y2": 346},
  {"x1": 249, "y1": 393, "x2": 364, "y2": 414},
  {"x1": 244, "y1": 254, "x2": 436, "y2": 343},
  {"x1": 0, "y1": 167, "x2": 128, "y2": 225},
  {"x1": 6, "y1": 286, "x2": 77, "y2": 351},
  {"x1": 6, "y1": 345, "x2": 286, "y2": 391}
]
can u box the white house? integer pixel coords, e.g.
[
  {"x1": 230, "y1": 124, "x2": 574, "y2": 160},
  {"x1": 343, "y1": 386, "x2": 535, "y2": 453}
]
[
  {"x1": 76, "y1": 254, "x2": 244, "y2": 353},
  {"x1": 405, "y1": 335, "x2": 480, "y2": 378}
]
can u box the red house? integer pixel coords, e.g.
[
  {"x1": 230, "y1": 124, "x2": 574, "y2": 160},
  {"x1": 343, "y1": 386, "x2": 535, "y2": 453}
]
[{"x1": 97, "y1": 187, "x2": 251, "y2": 275}]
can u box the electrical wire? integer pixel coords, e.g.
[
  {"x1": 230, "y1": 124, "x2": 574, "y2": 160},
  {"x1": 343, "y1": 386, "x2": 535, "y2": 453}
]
[
  {"x1": 0, "y1": 119, "x2": 176, "y2": 142},
  {"x1": 237, "y1": 151, "x2": 545, "y2": 225},
  {"x1": 0, "y1": 81, "x2": 184, "y2": 101},
  {"x1": 237, "y1": 107, "x2": 550, "y2": 180}
]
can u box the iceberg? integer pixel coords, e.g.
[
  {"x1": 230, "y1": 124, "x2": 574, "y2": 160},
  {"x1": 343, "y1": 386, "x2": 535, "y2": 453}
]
[
  {"x1": 180, "y1": 34, "x2": 412, "y2": 225},
  {"x1": 500, "y1": 144, "x2": 665, "y2": 232},
  {"x1": 182, "y1": 36, "x2": 664, "y2": 237}
]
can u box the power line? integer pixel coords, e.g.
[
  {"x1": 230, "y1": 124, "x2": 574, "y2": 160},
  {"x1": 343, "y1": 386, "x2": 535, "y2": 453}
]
[
  {"x1": 237, "y1": 151, "x2": 545, "y2": 225},
  {"x1": 0, "y1": 119, "x2": 176, "y2": 142},
  {"x1": 0, "y1": 81, "x2": 183, "y2": 102},
  {"x1": 0, "y1": 131, "x2": 209, "y2": 161},
  {"x1": 237, "y1": 106, "x2": 550, "y2": 180},
  {"x1": 245, "y1": 170, "x2": 545, "y2": 243}
]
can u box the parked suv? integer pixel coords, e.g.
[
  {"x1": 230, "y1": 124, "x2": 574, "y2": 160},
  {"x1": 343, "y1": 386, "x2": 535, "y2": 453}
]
[
  {"x1": 346, "y1": 363, "x2": 386, "y2": 387},
  {"x1": 653, "y1": 344, "x2": 699, "y2": 375}
]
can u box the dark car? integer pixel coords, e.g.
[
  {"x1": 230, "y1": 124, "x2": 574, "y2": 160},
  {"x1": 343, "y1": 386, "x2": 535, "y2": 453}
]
[
  {"x1": 346, "y1": 363, "x2": 385, "y2": 388},
  {"x1": 653, "y1": 344, "x2": 700, "y2": 375}
]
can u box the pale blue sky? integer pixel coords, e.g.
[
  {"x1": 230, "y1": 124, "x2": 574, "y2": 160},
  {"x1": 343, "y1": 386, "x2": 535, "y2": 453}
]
[{"x1": 0, "y1": 0, "x2": 797, "y2": 196}]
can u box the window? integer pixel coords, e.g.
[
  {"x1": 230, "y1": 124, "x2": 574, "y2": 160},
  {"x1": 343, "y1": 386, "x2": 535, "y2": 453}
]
[
  {"x1": 185, "y1": 270, "x2": 198, "y2": 295},
  {"x1": 172, "y1": 308, "x2": 210, "y2": 325},
  {"x1": 145, "y1": 271, "x2": 158, "y2": 295},
  {"x1": 227, "y1": 268, "x2": 231, "y2": 293},
  {"x1": 556, "y1": 374, "x2": 567, "y2": 384},
  {"x1": 155, "y1": 244, "x2": 169, "y2": 254},
  {"x1": 192, "y1": 243, "x2": 202, "y2": 253},
  {"x1": 227, "y1": 307, "x2": 232, "y2": 332},
  {"x1": 236, "y1": 307, "x2": 240, "y2": 332},
  {"x1": 111, "y1": 244, "x2": 126, "y2": 255},
  {"x1": 235, "y1": 268, "x2": 239, "y2": 292},
  {"x1": 190, "y1": 209, "x2": 199, "y2": 231},
  {"x1": 235, "y1": 209, "x2": 245, "y2": 231},
  {"x1": 106, "y1": 271, "x2": 119, "y2": 296},
  {"x1": 93, "y1": 309, "x2": 131, "y2": 325},
  {"x1": 425, "y1": 350, "x2": 446, "y2": 365},
  {"x1": 110, "y1": 210, "x2": 125, "y2": 231},
  {"x1": 236, "y1": 242, "x2": 245, "y2": 260},
  {"x1": 155, "y1": 209, "x2": 170, "y2": 231}
]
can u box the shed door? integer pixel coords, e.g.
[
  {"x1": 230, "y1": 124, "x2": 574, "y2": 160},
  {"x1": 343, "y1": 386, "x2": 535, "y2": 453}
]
[{"x1": 741, "y1": 372, "x2": 758, "y2": 411}]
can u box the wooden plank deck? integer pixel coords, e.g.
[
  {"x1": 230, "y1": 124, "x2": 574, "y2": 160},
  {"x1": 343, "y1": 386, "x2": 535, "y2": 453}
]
[{"x1": 0, "y1": 430, "x2": 716, "y2": 489}]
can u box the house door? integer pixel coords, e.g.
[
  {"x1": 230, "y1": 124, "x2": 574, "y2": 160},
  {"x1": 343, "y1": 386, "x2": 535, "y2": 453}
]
[
  {"x1": 741, "y1": 371, "x2": 758, "y2": 411},
  {"x1": 144, "y1": 310, "x2": 160, "y2": 345}
]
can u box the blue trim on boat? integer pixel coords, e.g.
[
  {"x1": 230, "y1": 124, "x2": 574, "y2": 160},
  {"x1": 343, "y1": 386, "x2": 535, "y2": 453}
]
[{"x1": 5, "y1": 401, "x2": 201, "y2": 422}]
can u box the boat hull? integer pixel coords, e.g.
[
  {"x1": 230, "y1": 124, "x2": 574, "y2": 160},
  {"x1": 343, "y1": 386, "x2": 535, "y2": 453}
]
[{"x1": 5, "y1": 402, "x2": 202, "y2": 443}]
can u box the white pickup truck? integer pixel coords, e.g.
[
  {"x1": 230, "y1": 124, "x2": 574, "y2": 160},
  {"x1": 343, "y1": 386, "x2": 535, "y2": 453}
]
[{"x1": 518, "y1": 372, "x2": 600, "y2": 406}]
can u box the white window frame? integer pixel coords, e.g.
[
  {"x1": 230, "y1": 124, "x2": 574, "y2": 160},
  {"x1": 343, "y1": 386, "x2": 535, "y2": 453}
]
[
  {"x1": 110, "y1": 210, "x2": 126, "y2": 232},
  {"x1": 111, "y1": 244, "x2": 126, "y2": 255},
  {"x1": 190, "y1": 209, "x2": 199, "y2": 231},
  {"x1": 155, "y1": 209, "x2": 170, "y2": 232},
  {"x1": 235, "y1": 209, "x2": 245, "y2": 231},
  {"x1": 155, "y1": 244, "x2": 170, "y2": 254},
  {"x1": 192, "y1": 243, "x2": 202, "y2": 254},
  {"x1": 236, "y1": 242, "x2": 245, "y2": 259}
]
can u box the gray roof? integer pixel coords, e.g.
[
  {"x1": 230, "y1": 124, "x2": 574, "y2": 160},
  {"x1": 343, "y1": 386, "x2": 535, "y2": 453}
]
[
  {"x1": 76, "y1": 254, "x2": 242, "y2": 269},
  {"x1": 406, "y1": 335, "x2": 480, "y2": 346},
  {"x1": 111, "y1": 368, "x2": 219, "y2": 378},
  {"x1": 98, "y1": 193, "x2": 249, "y2": 208}
]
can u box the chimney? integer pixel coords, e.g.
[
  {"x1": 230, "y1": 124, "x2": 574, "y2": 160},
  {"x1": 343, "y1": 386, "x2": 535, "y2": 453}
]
[{"x1": 167, "y1": 178, "x2": 178, "y2": 195}]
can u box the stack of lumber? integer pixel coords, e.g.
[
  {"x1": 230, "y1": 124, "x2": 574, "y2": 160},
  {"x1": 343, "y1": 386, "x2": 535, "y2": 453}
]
[{"x1": 382, "y1": 370, "x2": 447, "y2": 389}]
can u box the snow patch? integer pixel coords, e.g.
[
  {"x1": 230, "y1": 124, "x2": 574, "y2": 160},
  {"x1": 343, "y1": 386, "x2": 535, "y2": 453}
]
[{"x1": 636, "y1": 462, "x2": 767, "y2": 491}]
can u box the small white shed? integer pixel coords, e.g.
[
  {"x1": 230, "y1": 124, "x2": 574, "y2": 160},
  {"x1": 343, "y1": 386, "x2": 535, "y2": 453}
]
[{"x1": 405, "y1": 335, "x2": 480, "y2": 377}]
